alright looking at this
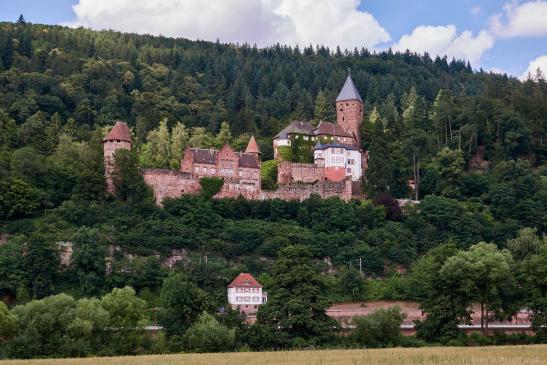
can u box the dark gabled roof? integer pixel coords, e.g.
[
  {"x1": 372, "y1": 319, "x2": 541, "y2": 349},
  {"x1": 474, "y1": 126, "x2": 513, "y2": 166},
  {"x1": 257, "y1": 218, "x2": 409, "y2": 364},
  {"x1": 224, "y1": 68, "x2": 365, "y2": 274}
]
[
  {"x1": 314, "y1": 143, "x2": 359, "y2": 151},
  {"x1": 103, "y1": 121, "x2": 131, "y2": 142},
  {"x1": 228, "y1": 273, "x2": 261, "y2": 288},
  {"x1": 238, "y1": 153, "x2": 260, "y2": 169},
  {"x1": 313, "y1": 121, "x2": 352, "y2": 138},
  {"x1": 336, "y1": 74, "x2": 363, "y2": 103},
  {"x1": 274, "y1": 120, "x2": 314, "y2": 139},
  {"x1": 191, "y1": 149, "x2": 217, "y2": 164}
]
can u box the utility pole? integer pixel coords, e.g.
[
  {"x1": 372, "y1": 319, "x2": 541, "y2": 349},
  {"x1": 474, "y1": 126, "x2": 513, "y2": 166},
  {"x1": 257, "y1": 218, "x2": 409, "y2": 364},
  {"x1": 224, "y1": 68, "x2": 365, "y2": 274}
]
[{"x1": 359, "y1": 257, "x2": 362, "y2": 276}]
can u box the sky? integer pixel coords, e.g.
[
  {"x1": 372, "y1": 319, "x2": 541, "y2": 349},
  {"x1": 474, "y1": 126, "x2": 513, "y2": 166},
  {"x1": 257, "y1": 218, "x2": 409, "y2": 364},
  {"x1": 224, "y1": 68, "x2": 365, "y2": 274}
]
[{"x1": 0, "y1": 0, "x2": 546, "y2": 78}]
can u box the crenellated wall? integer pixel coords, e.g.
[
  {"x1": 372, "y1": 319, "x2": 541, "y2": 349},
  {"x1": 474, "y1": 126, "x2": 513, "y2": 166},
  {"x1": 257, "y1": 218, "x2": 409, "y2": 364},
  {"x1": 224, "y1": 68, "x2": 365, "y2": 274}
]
[{"x1": 142, "y1": 169, "x2": 201, "y2": 203}]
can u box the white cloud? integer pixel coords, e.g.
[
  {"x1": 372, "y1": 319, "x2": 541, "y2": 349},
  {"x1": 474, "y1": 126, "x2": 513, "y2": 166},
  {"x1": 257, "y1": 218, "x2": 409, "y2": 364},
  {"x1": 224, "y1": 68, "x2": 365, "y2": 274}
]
[
  {"x1": 392, "y1": 25, "x2": 494, "y2": 65},
  {"x1": 66, "y1": 0, "x2": 390, "y2": 50},
  {"x1": 521, "y1": 55, "x2": 547, "y2": 79},
  {"x1": 487, "y1": 67, "x2": 508, "y2": 75},
  {"x1": 490, "y1": 0, "x2": 547, "y2": 38},
  {"x1": 471, "y1": 6, "x2": 483, "y2": 16}
]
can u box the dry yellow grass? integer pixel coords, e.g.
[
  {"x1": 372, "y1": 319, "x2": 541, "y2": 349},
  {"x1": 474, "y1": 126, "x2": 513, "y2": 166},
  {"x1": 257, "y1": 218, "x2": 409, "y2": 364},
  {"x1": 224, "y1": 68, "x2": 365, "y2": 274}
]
[{"x1": 1, "y1": 345, "x2": 546, "y2": 365}]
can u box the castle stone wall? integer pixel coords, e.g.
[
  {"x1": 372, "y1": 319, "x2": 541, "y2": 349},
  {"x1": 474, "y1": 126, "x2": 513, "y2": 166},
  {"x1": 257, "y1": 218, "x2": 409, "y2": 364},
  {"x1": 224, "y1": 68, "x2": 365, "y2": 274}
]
[
  {"x1": 262, "y1": 179, "x2": 352, "y2": 201},
  {"x1": 216, "y1": 177, "x2": 261, "y2": 200},
  {"x1": 277, "y1": 162, "x2": 324, "y2": 184},
  {"x1": 142, "y1": 169, "x2": 201, "y2": 203}
]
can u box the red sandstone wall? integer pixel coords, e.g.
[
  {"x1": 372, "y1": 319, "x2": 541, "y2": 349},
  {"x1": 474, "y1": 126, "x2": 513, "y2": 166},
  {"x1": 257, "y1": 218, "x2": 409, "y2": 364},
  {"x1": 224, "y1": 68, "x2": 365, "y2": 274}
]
[
  {"x1": 142, "y1": 169, "x2": 201, "y2": 204},
  {"x1": 277, "y1": 162, "x2": 324, "y2": 184},
  {"x1": 180, "y1": 148, "x2": 194, "y2": 173},
  {"x1": 336, "y1": 100, "x2": 363, "y2": 146},
  {"x1": 263, "y1": 179, "x2": 352, "y2": 201},
  {"x1": 216, "y1": 177, "x2": 261, "y2": 200}
]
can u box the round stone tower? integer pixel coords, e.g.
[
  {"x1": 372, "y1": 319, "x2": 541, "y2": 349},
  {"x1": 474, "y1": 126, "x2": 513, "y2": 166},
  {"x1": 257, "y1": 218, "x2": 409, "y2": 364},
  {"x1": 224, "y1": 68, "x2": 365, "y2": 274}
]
[{"x1": 103, "y1": 121, "x2": 132, "y2": 193}]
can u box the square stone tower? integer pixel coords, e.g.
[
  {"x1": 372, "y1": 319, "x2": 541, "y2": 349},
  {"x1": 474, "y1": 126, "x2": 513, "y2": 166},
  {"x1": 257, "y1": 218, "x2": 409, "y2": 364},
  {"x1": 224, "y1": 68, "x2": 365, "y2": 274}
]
[{"x1": 336, "y1": 72, "x2": 363, "y2": 147}]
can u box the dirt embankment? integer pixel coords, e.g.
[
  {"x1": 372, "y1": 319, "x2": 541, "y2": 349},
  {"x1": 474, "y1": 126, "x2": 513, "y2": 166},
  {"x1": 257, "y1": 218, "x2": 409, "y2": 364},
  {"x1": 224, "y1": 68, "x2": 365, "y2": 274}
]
[{"x1": 327, "y1": 301, "x2": 531, "y2": 326}]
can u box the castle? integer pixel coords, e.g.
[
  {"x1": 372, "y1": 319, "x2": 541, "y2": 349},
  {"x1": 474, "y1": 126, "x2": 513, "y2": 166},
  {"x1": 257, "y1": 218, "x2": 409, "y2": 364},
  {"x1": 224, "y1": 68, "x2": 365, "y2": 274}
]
[{"x1": 103, "y1": 73, "x2": 365, "y2": 203}]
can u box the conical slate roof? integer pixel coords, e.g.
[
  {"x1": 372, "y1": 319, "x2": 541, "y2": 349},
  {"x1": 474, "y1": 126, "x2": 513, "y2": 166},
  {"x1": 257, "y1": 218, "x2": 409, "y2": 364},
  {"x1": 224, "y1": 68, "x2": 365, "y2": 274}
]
[
  {"x1": 336, "y1": 73, "x2": 363, "y2": 103},
  {"x1": 245, "y1": 135, "x2": 261, "y2": 154},
  {"x1": 103, "y1": 121, "x2": 131, "y2": 142}
]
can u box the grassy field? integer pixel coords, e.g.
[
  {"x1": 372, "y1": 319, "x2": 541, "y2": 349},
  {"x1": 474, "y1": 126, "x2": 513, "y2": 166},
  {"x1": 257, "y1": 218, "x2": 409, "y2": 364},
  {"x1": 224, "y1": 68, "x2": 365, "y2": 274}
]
[{"x1": 1, "y1": 345, "x2": 546, "y2": 365}]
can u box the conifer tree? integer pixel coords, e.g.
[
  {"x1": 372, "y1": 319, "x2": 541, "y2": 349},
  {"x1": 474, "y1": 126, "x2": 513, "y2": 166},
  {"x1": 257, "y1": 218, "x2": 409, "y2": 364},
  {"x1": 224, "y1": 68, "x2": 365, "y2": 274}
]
[
  {"x1": 431, "y1": 89, "x2": 454, "y2": 147},
  {"x1": 313, "y1": 90, "x2": 335, "y2": 122},
  {"x1": 365, "y1": 118, "x2": 394, "y2": 196}
]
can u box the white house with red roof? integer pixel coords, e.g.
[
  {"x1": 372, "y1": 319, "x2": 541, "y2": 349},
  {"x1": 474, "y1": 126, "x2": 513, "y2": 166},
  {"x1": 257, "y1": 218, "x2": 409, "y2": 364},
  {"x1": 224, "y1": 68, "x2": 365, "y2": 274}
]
[{"x1": 227, "y1": 273, "x2": 267, "y2": 313}]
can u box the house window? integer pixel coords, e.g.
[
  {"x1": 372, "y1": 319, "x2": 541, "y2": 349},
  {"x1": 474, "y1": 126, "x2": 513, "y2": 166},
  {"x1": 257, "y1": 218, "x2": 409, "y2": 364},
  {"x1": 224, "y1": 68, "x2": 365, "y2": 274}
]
[{"x1": 303, "y1": 136, "x2": 309, "y2": 140}]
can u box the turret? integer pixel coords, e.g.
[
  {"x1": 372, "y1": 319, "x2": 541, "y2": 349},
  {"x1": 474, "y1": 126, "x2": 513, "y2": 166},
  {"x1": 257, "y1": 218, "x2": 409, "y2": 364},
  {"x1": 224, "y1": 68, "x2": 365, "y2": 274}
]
[
  {"x1": 245, "y1": 135, "x2": 261, "y2": 162},
  {"x1": 336, "y1": 72, "x2": 363, "y2": 147},
  {"x1": 103, "y1": 121, "x2": 132, "y2": 193}
]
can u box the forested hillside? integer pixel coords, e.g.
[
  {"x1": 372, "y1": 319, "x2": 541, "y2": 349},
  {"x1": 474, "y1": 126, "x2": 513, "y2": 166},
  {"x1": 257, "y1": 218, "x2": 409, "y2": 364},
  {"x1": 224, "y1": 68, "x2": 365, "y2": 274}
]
[{"x1": 0, "y1": 21, "x2": 546, "y2": 357}]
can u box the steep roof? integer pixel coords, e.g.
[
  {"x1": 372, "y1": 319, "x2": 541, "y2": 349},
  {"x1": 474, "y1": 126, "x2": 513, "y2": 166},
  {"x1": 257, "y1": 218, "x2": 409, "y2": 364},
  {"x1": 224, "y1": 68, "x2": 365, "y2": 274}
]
[
  {"x1": 191, "y1": 149, "x2": 217, "y2": 164},
  {"x1": 238, "y1": 153, "x2": 260, "y2": 169},
  {"x1": 314, "y1": 121, "x2": 352, "y2": 138},
  {"x1": 245, "y1": 135, "x2": 261, "y2": 155},
  {"x1": 103, "y1": 121, "x2": 131, "y2": 142},
  {"x1": 274, "y1": 120, "x2": 314, "y2": 139},
  {"x1": 336, "y1": 74, "x2": 363, "y2": 103},
  {"x1": 218, "y1": 143, "x2": 237, "y2": 159},
  {"x1": 228, "y1": 273, "x2": 262, "y2": 288}
]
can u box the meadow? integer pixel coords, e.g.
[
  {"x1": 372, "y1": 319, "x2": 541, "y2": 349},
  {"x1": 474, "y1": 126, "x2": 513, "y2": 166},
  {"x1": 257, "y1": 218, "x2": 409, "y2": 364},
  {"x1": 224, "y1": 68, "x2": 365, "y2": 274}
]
[{"x1": 1, "y1": 345, "x2": 546, "y2": 365}]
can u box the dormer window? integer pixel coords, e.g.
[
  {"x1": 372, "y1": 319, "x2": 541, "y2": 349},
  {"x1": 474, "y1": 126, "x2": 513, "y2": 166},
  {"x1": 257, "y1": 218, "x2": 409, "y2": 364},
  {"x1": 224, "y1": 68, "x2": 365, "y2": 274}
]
[{"x1": 244, "y1": 280, "x2": 249, "y2": 286}]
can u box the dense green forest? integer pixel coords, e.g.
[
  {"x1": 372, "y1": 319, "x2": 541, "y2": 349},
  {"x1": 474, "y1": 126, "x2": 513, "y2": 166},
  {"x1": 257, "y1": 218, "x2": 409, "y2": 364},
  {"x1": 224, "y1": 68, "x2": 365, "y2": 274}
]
[{"x1": 0, "y1": 21, "x2": 546, "y2": 358}]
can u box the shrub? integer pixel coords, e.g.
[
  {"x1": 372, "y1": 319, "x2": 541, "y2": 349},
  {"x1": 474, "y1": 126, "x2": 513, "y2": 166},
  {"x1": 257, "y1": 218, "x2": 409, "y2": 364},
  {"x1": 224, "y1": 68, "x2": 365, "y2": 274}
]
[
  {"x1": 199, "y1": 177, "x2": 224, "y2": 198},
  {"x1": 186, "y1": 312, "x2": 235, "y2": 353},
  {"x1": 351, "y1": 306, "x2": 405, "y2": 348}
]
